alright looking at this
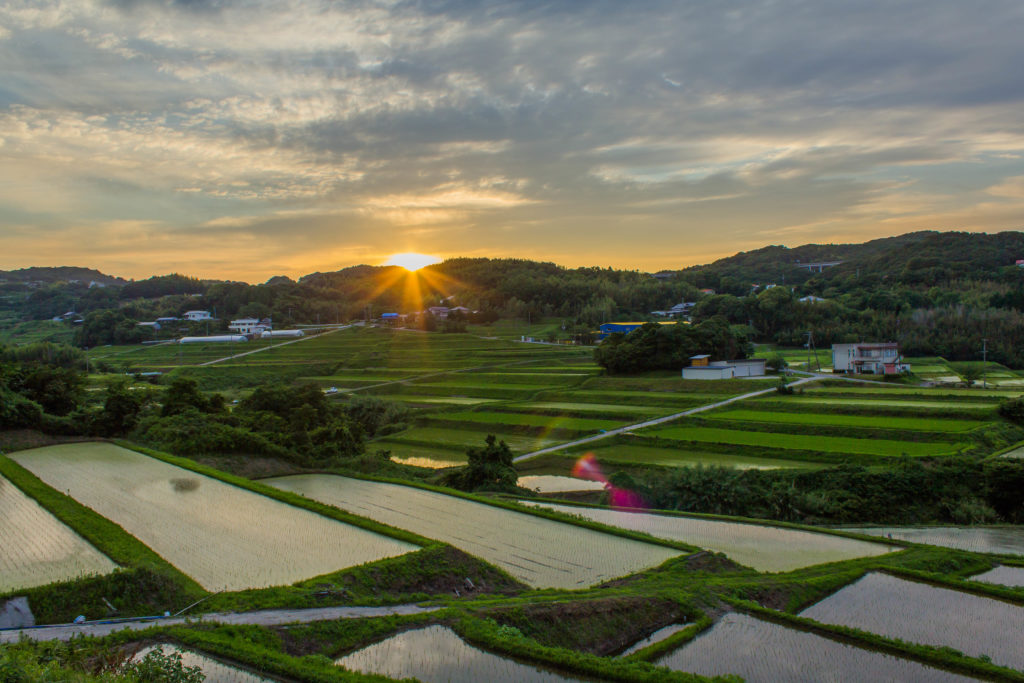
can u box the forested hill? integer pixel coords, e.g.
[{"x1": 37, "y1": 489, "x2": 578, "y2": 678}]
[
  {"x1": 682, "y1": 230, "x2": 1024, "y2": 293},
  {"x1": 0, "y1": 266, "x2": 126, "y2": 287}
]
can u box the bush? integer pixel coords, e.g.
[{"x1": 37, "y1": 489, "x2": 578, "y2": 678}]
[{"x1": 999, "y1": 397, "x2": 1024, "y2": 425}]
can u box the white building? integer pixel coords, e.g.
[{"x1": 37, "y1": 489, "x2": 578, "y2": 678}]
[
  {"x1": 799, "y1": 295, "x2": 826, "y2": 304},
  {"x1": 228, "y1": 318, "x2": 267, "y2": 335},
  {"x1": 184, "y1": 310, "x2": 212, "y2": 321},
  {"x1": 832, "y1": 342, "x2": 910, "y2": 375}
]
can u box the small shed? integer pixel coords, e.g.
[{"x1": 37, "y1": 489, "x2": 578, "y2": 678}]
[
  {"x1": 689, "y1": 354, "x2": 711, "y2": 367},
  {"x1": 683, "y1": 365, "x2": 735, "y2": 380}
]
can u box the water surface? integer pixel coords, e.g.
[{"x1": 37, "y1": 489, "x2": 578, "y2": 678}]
[
  {"x1": 525, "y1": 502, "x2": 894, "y2": 572},
  {"x1": 336, "y1": 625, "x2": 587, "y2": 682},
  {"x1": 969, "y1": 565, "x2": 1024, "y2": 587},
  {"x1": 12, "y1": 443, "x2": 416, "y2": 591},
  {"x1": 656, "y1": 613, "x2": 973, "y2": 682},
  {"x1": 132, "y1": 645, "x2": 274, "y2": 683},
  {"x1": 0, "y1": 474, "x2": 117, "y2": 591},
  {"x1": 800, "y1": 572, "x2": 1024, "y2": 670},
  {"x1": 839, "y1": 526, "x2": 1024, "y2": 556}
]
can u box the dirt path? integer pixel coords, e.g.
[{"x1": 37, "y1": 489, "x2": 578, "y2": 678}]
[
  {"x1": 513, "y1": 376, "x2": 818, "y2": 462},
  {"x1": 0, "y1": 604, "x2": 439, "y2": 643}
]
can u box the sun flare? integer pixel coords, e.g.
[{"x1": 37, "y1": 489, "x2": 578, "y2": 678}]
[{"x1": 383, "y1": 252, "x2": 441, "y2": 271}]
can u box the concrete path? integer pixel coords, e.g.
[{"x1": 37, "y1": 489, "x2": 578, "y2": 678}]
[
  {"x1": 513, "y1": 376, "x2": 817, "y2": 462},
  {"x1": 199, "y1": 326, "x2": 347, "y2": 366},
  {"x1": 1, "y1": 604, "x2": 439, "y2": 643}
]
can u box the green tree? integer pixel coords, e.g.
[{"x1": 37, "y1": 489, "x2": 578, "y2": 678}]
[
  {"x1": 960, "y1": 365, "x2": 983, "y2": 387},
  {"x1": 447, "y1": 435, "x2": 518, "y2": 492}
]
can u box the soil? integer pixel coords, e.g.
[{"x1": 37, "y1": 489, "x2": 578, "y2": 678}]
[{"x1": 483, "y1": 596, "x2": 682, "y2": 655}]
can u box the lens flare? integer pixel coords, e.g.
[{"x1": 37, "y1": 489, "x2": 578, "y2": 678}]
[{"x1": 571, "y1": 452, "x2": 646, "y2": 510}]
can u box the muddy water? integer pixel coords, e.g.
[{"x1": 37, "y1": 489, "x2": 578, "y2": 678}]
[
  {"x1": 336, "y1": 625, "x2": 589, "y2": 682},
  {"x1": 657, "y1": 613, "x2": 975, "y2": 682}
]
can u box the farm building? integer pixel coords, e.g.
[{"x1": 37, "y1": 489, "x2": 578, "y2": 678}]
[
  {"x1": 184, "y1": 310, "x2": 212, "y2": 321},
  {"x1": 832, "y1": 342, "x2": 910, "y2": 375},
  {"x1": 682, "y1": 358, "x2": 766, "y2": 380},
  {"x1": 179, "y1": 335, "x2": 248, "y2": 344}
]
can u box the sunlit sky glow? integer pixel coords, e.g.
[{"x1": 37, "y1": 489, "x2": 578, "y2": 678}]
[
  {"x1": 1, "y1": 1, "x2": 1023, "y2": 282},
  {"x1": 383, "y1": 252, "x2": 441, "y2": 271}
]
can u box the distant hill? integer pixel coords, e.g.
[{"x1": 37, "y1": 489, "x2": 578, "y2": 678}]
[
  {"x1": 0, "y1": 266, "x2": 127, "y2": 287},
  {"x1": 680, "y1": 231, "x2": 1024, "y2": 291}
]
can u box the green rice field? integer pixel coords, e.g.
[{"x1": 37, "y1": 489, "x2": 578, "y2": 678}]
[
  {"x1": 577, "y1": 443, "x2": 827, "y2": 470},
  {"x1": 644, "y1": 426, "x2": 963, "y2": 457},
  {"x1": 705, "y1": 409, "x2": 986, "y2": 433}
]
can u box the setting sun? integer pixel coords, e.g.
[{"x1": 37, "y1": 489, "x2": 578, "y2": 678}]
[{"x1": 383, "y1": 252, "x2": 442, "y2": 271}]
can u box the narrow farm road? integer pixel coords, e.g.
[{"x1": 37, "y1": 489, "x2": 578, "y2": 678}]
[
  {"x1": 513, "y1": 376, "x2": 818, "y2": 462},
  {"x1": 0, "y1": 604, "x2": 440, "y2": 643},
  {"x1": 199, "y1": 326, "x2": 348, "y2": 366}
]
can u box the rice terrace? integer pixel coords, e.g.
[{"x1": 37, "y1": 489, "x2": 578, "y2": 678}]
[{"x1": 5, "y1": 232, "x2": 1024, "y2": 682}]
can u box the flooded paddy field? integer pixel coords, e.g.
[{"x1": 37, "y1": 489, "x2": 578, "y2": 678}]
[
  {"x1": 518, "y1": 475, "x2": 608, "y2": 493},
  {"x1": 618, "y1": 624, "x2": 689, "y2": 656},
  {"x1": 0, "y1": 474, "x2": 117, "y2": 592},
  {"x1": 656, "y1": 612, "x2": 973, "y2": 682},
  {"x1": 969, "y1": 565, "x2": 1024, "y2": 587},
  {"x1": 11, "y1": 443, "x2": 417, "y2": 591},
  {"x1": 131, "y1": 645, "x2": 275, "y2": 683},
  {"x1": 839, "y1": 526, "x2": 1024, "y2": 556},
  {"x1": 266, "y1": 474, "x2": 681, "y2": 589},
  {"x1": 335, "y1": 624, "x2": 589, "y2": 682},
  {"x1": 799, "y1": 572, "x2": 1024, "y2": 670},
  {"x1": 522, "y1": 502, "x2": 894, "y2": 572}
]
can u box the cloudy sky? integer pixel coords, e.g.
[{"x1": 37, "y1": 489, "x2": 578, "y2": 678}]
[{"x1": 1, "y1": 0, "x2": 1023, "y2": 281}]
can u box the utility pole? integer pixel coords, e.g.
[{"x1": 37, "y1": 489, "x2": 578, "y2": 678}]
[{"x1": 982, "y1": 338, "x2": 988, "y2": 389}]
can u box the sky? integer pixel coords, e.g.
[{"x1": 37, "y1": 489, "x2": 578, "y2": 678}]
[{"x1": 1, "y1": 0, "x2": 1023, "y2": 282}]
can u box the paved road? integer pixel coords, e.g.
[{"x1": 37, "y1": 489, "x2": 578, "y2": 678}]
[
  {"x1": 199, "y1": 326, "x2": 347, "y2": 366},
  {"x1": 512, "y1": 376, "x2": 818, "y2": 462},
  {"x1": 1, "y1": 604, "x2": 439, "y2": 643}
]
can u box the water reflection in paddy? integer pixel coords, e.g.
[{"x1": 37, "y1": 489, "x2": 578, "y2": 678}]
[
  {"x1": 132, "y1": 645, "x2": 274, "y2": 683},
  {"x1": 969, "y1": 565, "x2": 1024, "y2": 587},
  {"x1": 335, "y1": 625, "x2": 589, "y2": 682},
  {"x1": 838, "y1": 526, "x2": 1024, "y2": 555},
  {"x1": 656, "y1": 613, "x2": 974, "y2": 682},
  {"x1": 800, "y1": 572, "x2": 1024, "y2": 670}
]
